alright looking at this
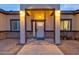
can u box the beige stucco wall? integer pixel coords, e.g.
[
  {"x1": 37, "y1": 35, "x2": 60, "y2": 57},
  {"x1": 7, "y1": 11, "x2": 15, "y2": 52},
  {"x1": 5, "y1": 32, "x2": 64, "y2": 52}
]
[
  {"x1": 61, "y1": 14, "x2": 76, "y2": 31},
  {"x1": 0, "y1": 13, "x2": 20, "y2": 31},
  {"x1": 0, "y1": 13, "x2": 7, "y2": 31},
  {"x1": 1, "y1": 12, "x2": 79, "y2": 31},
  {"x1": 46, "y1": 15, "x2": 54, "y2": 31},
  {"x1": 74, "y1": 14, "x2": 79, "y2": 31},
  {"x1": 6, "y1": 15, "x2": 19, "y2": 30},
  {"x1": 61, "y1": 13, "x2": 79, "y2": 31},
  {"x1": 26, "y1": 16, "x2": 32, "y2": 31},
  {"x1": 26, "y1": 15, "x2": 54, "y2": 31}
]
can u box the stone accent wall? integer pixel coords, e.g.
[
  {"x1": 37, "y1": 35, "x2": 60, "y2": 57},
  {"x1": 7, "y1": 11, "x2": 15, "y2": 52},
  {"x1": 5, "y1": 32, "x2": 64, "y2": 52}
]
[
  {"x1": 45, "y1": 32, "x2": 54, "y2": 38},
  {"x1": 6, "y1": 32, "x2": 20, "y2": 39},
  {"x1": 0, "y1": 32, "x2": 7, "y2": 39},
  {"x1": 0, "y1": 32, "x2": 55, "y2": 39},
  {"x1": 0, "y1": 32, "x2": 20, "y2": 39},
  {"x1": 60, "y1": 31, "x2": 79, "y2": 40}
]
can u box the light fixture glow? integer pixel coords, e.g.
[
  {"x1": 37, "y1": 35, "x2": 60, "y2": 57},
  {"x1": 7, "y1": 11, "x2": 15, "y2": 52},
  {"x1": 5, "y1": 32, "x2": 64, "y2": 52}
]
[
  {"x1": 55, "y1": 10, "x2": 61, "y2": 25},
  {"x1": 39, "y1": 16, "x2": 42, "y2": 18},
  {"x1": 20, "y1": 10, "x2": 25, "y2": 17},
  {"x1": 55, "y1": 10, "x2": 60, "y2": 16}
]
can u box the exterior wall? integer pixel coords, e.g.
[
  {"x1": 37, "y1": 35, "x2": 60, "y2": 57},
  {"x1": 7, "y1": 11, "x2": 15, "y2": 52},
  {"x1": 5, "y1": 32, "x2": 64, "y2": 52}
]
[
  {"x1": 0, "y1": 12, "x2": 54, "y2": 39},
  {"x1": 1, "y1": 11, "x2": 79, "y2": 39},
  {"x1": 26, "y1": 15, "x2": 54, "y2": 31},
  {"x1": 5, "y1": 32, "x2": 20, "y2": 39},
  {"x1": 0, "y1": 13, "x2": 54, "y2": 31},
  {"x1": 46, "y1": 15, "x2": 54, "y2": 31},
  {"x1": 26, "y1": 16, "x2": 32, "y2": 31},
  {"x1": 45, "y1": 32, "x2": 54, "y2": 38},
  {"x1": 61, "y1": 14, "x2": 79, "y2": 31},
  {"x1": 6, "y1": 15, "x2": 20, "y2": 31},
  {"x1": 61, "y1": 14, "x2": 75, "y2": 31},
  {"x1": 74, "y1": 14, "x2": 79, "y2": 31},
  {"x1": 0, "y1": 13, "x2": 20, "y2": 31},
  {"x1": 0, "y1": 13, "x2": 7, "y2": 31},
  {"x1": 0, "y1": 13, "x2": 20, "y2": 39}
]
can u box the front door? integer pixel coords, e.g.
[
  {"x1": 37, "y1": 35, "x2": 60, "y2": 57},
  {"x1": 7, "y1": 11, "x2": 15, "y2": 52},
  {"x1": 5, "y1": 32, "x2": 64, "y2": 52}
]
[
  {"x1": 32, "y1": 21, "x2": 45, "y2": 40},
  {"x1": 36, "y1": 21, "x2": 44, "y2": 40}
]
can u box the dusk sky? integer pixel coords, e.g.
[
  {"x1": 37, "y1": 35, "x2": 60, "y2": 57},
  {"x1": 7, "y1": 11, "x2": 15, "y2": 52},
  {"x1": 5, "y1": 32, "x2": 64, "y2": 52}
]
[
  {"x1": 0, "y1": 4, "x2": 20, "y2": 11},
  {"x1": 0, "y1": 4, "x2": 79, "y2": 11},
  {"x1": 61, "y1": 4, "x2": 79, "y2": 10}
]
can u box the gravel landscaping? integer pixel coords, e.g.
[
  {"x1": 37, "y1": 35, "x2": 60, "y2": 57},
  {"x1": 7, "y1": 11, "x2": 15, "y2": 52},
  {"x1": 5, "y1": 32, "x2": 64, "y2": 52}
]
[
  {"x1": 58, "y1": 40, "x2": 79, "y2": 55},
  {"x1": 0, "y1": 39, "x2": 23, "y2": 55}
]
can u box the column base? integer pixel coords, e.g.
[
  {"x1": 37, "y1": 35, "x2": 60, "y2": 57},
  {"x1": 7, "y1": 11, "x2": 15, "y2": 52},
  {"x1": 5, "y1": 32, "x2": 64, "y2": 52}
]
[{"x1": 17, "y1": 43, "x2": 25, "y2": 45}]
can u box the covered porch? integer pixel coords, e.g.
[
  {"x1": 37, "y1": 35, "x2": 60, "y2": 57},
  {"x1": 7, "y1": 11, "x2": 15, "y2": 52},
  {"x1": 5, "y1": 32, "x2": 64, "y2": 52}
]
[{"x1": 20, "y1": 8, "x2": 61, "y2": 45}]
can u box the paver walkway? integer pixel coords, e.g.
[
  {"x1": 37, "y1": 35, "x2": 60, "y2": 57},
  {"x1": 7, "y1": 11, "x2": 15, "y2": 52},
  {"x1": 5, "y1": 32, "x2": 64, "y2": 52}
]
[{"x1": 17, "y1": 39, "x2": 64, "y2": 55}]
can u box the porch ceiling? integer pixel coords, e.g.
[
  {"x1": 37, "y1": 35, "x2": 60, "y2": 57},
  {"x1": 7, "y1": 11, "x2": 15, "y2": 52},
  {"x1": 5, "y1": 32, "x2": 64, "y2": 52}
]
[
  {"x1": 26, "y1": 9, "x2": 54, "y2": 19},
  {"x1": 27, "y1": 10, "x2": 54, "y2": 15}
]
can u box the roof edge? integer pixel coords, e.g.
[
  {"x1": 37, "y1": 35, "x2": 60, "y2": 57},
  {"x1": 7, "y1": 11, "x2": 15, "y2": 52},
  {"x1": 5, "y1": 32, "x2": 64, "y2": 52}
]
[{"x1": 0, "y1": 9, "x2": 79, "y2": 15}]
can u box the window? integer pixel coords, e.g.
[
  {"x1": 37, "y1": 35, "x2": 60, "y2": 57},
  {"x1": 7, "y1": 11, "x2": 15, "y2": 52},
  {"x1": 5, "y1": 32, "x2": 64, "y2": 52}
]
[
  {"x1": 11, "y1": 20, "x2": 20, "y2": 31},
  {"x1": 61, "y1": 20, "x2": 71, "y2": 31}
]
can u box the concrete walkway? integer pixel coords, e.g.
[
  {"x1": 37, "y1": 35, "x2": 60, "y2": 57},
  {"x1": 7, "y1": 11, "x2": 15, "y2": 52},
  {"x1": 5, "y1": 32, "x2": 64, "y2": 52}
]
[
  {"x1": 17, "y1": 40, "x2": 64, "y2": 55},
  {"x1": 0, "y1": 39, "x2": 22, "y2": 55},
  {"x1": 58, "y1": 40, "x2": 79, "y2": 55}
]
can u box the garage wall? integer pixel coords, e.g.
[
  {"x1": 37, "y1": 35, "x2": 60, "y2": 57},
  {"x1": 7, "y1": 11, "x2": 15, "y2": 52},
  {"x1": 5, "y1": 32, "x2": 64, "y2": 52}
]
[{"x1": 74, "y1": 13, "x2": 79, "y2": 31}]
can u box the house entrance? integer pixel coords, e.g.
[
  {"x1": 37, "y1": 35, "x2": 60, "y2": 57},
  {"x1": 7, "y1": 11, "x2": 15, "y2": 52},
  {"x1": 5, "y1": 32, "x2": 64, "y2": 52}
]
[{"x1": 32, "y1": 20, "x2": 45, "y2": 40}]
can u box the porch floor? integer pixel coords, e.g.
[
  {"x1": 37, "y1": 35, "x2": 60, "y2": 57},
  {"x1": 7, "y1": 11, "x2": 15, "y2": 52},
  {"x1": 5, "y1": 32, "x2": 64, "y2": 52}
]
[{"x1": 17, "y1": 39, "x2": 63, "y2": 55}]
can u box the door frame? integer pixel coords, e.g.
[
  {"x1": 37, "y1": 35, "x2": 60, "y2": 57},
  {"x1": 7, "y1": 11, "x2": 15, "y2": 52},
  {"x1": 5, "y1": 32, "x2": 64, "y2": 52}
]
[{"x1": 31, "y1": 20, "x2": 45, "y2": 39}]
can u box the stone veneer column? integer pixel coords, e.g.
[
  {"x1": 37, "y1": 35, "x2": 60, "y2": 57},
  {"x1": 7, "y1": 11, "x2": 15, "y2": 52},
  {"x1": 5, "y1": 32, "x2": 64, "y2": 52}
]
[
  {"x1": 20, "y1": 10, "x2": 26, "y2": 44},
  {"x1": 55, "y1": 10, "x2": 61, "y2": 45}
]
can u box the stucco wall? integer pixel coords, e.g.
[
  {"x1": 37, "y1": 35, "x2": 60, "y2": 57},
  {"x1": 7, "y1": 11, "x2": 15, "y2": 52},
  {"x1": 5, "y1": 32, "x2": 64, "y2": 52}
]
[
  {"x1": 46, "y1": 15, "x2": 54, "y2": 31},
  {"x1": 0, "y1": 13, "x2": 54, "y2": 31},
  {"x1": 0, "y1": 12, "x2": 79, "y2": 31},
  {"x1": 26, "y1": 15, "x2": 54, "y2": 31},
  {"x1": 0, "y1": 13, "x2": 20, "y2": 31},
  {"x1": 0, "y1": 13, "x2": 7, "y2": 31},
  {"x1": 6, "y1": 15, "x2": 19, "y2": 31},
  {"x1": 74, "y1": 14, "x2": 79, "y2": 31},
  {"x1": 26, "y1": 16, "x2": 32, "y2": 31},
  {"x1": 61, "y1": 14, "x2": 76, "y2": 31}
]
